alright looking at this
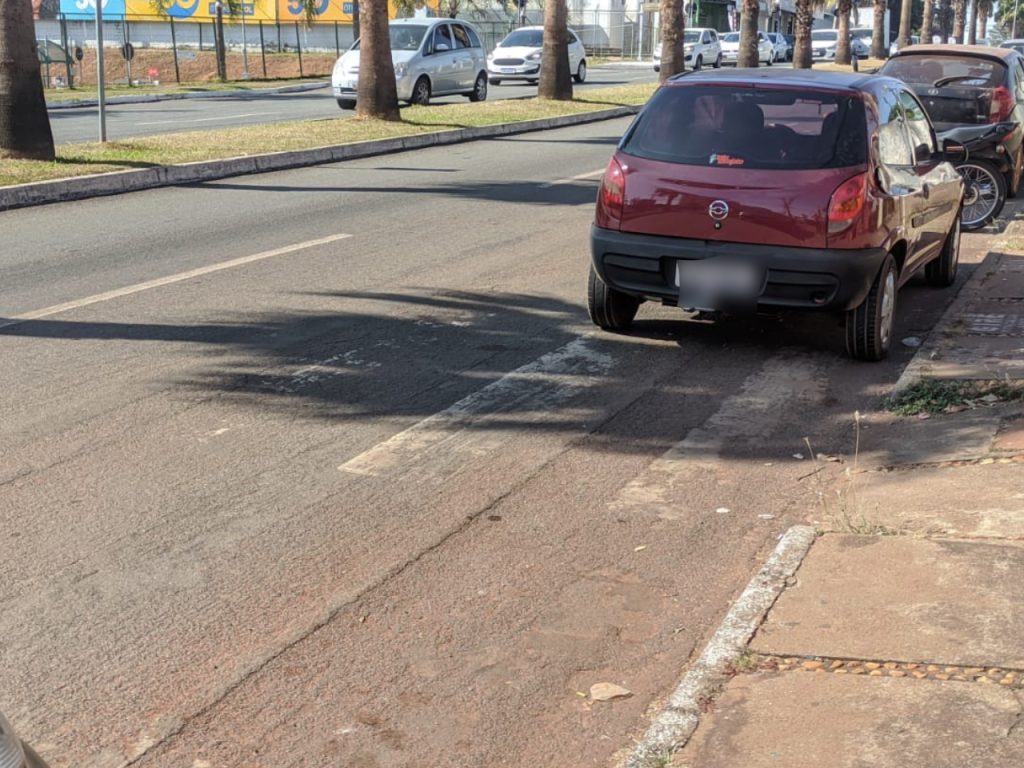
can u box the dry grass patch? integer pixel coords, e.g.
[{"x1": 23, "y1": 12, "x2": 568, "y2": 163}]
[{"x1": 2, "y1": 83, "x2": 656, "y2": 188}]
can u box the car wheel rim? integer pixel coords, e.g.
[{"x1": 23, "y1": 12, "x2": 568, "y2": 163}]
[
  {"x1": 476, "y1": 76, "x2": 486, "y2": 99},
  {"x1": 959, "y1": 164, "x2": 999, "y2": 227},
  {"x1": 579, "y1": 62, "x2": 586, "y2": 80},
  {"x1": 880, "y1": 269, "x2": 896, "y2": 347},
  {"x1": 415, "y1": 81, "x2": 429, "y2": 103}
]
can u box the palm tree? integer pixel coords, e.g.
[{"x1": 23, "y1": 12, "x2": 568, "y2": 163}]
[
  {"x1": 539, "y1": 0, "x2": 572, "y2": 100},
  {"x1": 938, "y1": 0, "x2": 952, "y2": 41},
  {"x1": 355, "y1": 0, "x2": 400, "y2": 120},
  {"x1": 658, "y1": 0, "x2": 686, "y2": 80},
  {"x1": 738, "y1": 0, "x2": 761, "y2": 67},
  {"x1": 952, "y1": 0, "x2": 966, "y2": 42},
  {"x1": 897, "y1": 0, "x2": 913, "y2": 47},
  {"x1": 794, "y1": 0, "x2": 821, "y2": 68},
  {"x1": 836, "y1": 0, "x2": 853, "y2": 65},
  {"x1": 978, "y1": 0, "x2": 992, "y2": 37},
  {"x1": 967, "y1": 0, "x2": 978, "y2": 43},
  {"x1": 921, "y1": 0, "x2": 935, "y2": 44},
  {"x1": 870, "y1": 0, "x2": 887, "y2": 58},
  {"x1": 0, "y1": 0, "x2": 55, "y2": 160}
]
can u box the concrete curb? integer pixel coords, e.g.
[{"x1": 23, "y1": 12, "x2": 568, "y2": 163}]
[
  {"x1": 45, "y1": 80, "x2": 329, "y2": 110},
  {"x1": 620, "y1": 525, "x2": 817, "y2": 768},
  {"x1": 0, "y1": 105, "x2": 639, "y2": 212}
]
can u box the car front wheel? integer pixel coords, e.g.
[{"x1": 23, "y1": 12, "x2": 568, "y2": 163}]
[
  {"x1": 693, "y1": 55, "x2": 703, "y2": 71},
  {"x1": 845, "y1": 256, "x2": 897, "y2": 361},
  {"x1": 713, "y1": 53, "x2": 722, "y2": 68},
  {"x1": 574, "y1": 60, "x2": 587, "y2": 83},
  {"x1": 336, "y1": 98, "x2": 356, "y2": 110},
  {"x1": 410, "y1": 76, "x2": 431, "y2": 106},
  {"x1": 489, "y1": 77, "x2": 502, "y2": 85},
  {"x1": 588, "y1": 267, "x2": 639, "y2": 332}
]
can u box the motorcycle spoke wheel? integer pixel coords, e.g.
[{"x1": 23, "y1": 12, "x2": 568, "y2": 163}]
[{"x1": 958, "y1": 163, "x2": 1002, "y2": 229}]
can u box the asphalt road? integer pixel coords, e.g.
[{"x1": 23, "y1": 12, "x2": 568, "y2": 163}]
[
  {"x1": 0, "y1": 119, "x2": 998, "y2": 768},
  {"x1": 47, "y1": 63, "x2": 659, "y2": 145}
]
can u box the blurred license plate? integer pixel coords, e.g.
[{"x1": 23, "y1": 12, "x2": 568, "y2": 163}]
[
  {"x1": 675, "y1": 259, "x2": 761, "y2": 311},
  {"x1": 502, "y1": 67, "x2": 516, "y2": 73}
]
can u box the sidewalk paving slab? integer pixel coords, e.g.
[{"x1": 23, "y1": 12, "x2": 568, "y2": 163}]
[
  {"x1": 673, "y1": 672, "x2": 1024, "y2": 768},
  {"x1": 752, "y1": 535, "x2": 1024, "y2": 668},
  {"x1": 856, "y1": 409, "x2": 1005, "y2": 467}
]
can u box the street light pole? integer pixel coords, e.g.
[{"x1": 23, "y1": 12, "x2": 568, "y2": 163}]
[
  {"x1": 94, "y1": 0, "x2": 107, "y2": 142},
  {"x1": 241, "y1": 6, "x2": 250, "y2": 79}
]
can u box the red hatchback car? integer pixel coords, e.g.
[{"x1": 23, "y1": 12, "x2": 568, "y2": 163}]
[{"x1": 588, "y1": 70, "x2": 965, "y2": 360}]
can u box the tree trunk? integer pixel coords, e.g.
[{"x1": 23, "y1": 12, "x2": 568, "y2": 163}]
[
  {"x1": 352, "y1": 1, "x2": 360, "y2": 43},
  {"x1": 658, "y1": 0, "x2": 685, "y2": 81},
  {"x1": 967, "y1": 0, "x2": 977, "y2": 43},
  {"x1": 355, "y1": 0, "x2": 399, "y2": 121},
  {"x1": 793, "y1": 0, "x2": 813, "y2": 68},
  {"x1": 0, "y1": 0, "x2": 55, "y2": 160},
  {"x1": 938, "y1": 0, "x2": 952, "y2": 42},
  {"x1": 539, "y1": 0, "x2": 572, "y2": 100},
  {"x1": 952, "y1": 0, "x2": 966, "y2": 43},
  {"x1": 836, "y1": 0, "x2": 853, "y2": 65},
  {"x1": 870, "y1": 0, "x2": 887, "y2": 59},
  {"x1": 897, "y1": 0, "x2": 913, "y2": 48},
  {"x1": 738, "y1": 0, "x2": 760, "y2": 67},
  {"x1": 921, "y1": 0, "x2": 934, "y2": 44},
  {"x1": 979, "y1": 6, "x2": 988, "y2": 38}
]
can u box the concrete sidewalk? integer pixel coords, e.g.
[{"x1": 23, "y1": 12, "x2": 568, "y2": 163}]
[{"x1": 658, "y1": 234, "x2": 1024, "y2": 767}]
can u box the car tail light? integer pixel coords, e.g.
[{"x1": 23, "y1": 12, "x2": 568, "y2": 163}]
[
  {"x1": 827, "y1": 173, "x2": 868, "y2": 235},
  {"x1": 990, "y1": 86, "x2": 1014, "y2": 123},
  {"x1": 595, "y1": 156, "x2": 625, "y2": 230}
]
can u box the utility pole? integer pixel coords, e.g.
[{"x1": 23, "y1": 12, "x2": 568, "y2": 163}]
[{"x1": 95, "y1": 0, "x2": 107, "y2": 142}]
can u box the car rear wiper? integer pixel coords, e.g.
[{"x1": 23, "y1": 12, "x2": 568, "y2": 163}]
[{"x1": 932, "y1": 74, "x2": 986, "y2": 87}]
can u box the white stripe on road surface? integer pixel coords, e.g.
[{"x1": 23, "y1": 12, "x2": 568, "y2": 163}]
[
  {"x1": 134, "y1": 112, "x2": 271, "y2": 126},
  {"x1": 339, "y1": 336, "x2": 613, "y2": 476},
  {"x1": 545, "y1": 168, "x2": 605, "y2": 187},
  {"x1": 0, "y1": 233, "x2": 353, "y2": 329}
]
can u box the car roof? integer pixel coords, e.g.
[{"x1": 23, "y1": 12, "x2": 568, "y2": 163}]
[
  {"x1": 667, "y1": 68, "x2": 878, "y2": 92},
  {"x1": 894, "y1": 43, "x2": 1019, "y2": 62},
  {"x1": 1002, "y1": 39, "x2": 1024, "y2": 44},
  {"x1": 392, "y1": 17, "x2": 465, "y2": 27}
]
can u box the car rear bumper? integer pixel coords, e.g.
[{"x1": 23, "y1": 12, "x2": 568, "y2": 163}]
[{"x1": 590, "y1": 225, "x2": 888, "y2": 312}]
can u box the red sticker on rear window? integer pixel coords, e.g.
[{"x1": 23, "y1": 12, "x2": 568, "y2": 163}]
[{"x1": 710, "y1": 154, "x2": 745, "y2": 167}]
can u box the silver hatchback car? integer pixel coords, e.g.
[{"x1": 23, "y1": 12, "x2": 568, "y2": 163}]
[{"x1": 332, "y1": 18, "x2": 489, "y2": 109}]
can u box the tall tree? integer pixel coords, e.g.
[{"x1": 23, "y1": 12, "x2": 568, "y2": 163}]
[
  {"x1": 938, "y1": 0, "x2": 952, "y2": 41},
  {"x1": 967, "y1": 0, "x2": 978, "y2": 42},
  {"x1": 0, "y1": 0, "x2": 55, "y2": 160},
  {"x1": 897, "y1": 0, "x2": 913, "y2": 47},
  {"x1": 921, "y1": 0, "x2": 934, "y2": 44},
  {"x1": 870, "y1": 0, "x2": 887, "y2": 58},
  {"x1": 978, "y1": 0, "x2": 991, "y2": 38},
  {"x1": 794, "y1": 0, "x2": 816, "y2": 68},
  {"x1": 952, "y1": 0, "x2": 966, "y2": 42},
  {"x1": 356, "y1": 0, "x2": 399, "y2": 120},
  {"x1": 539, "y1": 0, "x2": 572, "y2": 99},
  {"x1": 658, "y1": 0, "x2": 685, "y2": 81},
  {"x1": 738, "y1": 0, "x2": 760, "y2": 67},
  {"x1": 836, "y1": 0, "x2": 853, "y2": 65}
]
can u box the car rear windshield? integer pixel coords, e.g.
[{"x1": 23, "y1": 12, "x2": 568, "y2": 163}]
[
  {"x1": 500, "y1": 29, "x2": 544, "y2": 47},
  {"x1": 621, "y1": 85, "x2": 867, "y2": 170},
  {"x1": 881, "y1": 55, "x2": 1006, "y2": 88}
]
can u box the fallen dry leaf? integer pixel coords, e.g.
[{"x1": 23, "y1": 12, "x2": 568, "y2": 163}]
[{"x1": 590, "y1": 682, "x2": 633, "y2": 702}]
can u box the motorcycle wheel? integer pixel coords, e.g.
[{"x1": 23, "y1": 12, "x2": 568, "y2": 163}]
[{"x1": 958, "y1": 159, "x2": 1006, "y2": 231}]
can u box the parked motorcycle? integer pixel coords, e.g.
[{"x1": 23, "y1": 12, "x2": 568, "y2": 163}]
[{"x1": 938, "y1": 121, "x2": 1018, "y2": 230}]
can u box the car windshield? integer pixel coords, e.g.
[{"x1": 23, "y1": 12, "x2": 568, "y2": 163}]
[
  {"x1": 881, "y1": 54, "x2": 1005, "y2": 87},
  {"x1": 683, "y1": 31, "x2": 702, "y2": 43},
  {"x1": 352, "y1": 24, "x2": 427, "y2": 51},
  {"x1": 812, "y1": 31, "x2": 838, "y2": 42},
  {"x1": 722, "y1": 33, "x2": 739, "y2": 42},
  {"x1": 500, "y1": 29, "x2": 544, "y2": 47},
  {"x1": 621, "y1": 85, "x2": 867, "y2": 170}
]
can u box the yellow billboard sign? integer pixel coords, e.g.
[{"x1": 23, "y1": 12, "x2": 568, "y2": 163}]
[{"x1": 124, "y1": 0, "x2": 442, "y2": 22}]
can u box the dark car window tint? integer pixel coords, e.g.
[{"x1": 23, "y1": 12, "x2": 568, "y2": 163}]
[
  {"x1": 452, "y1": 24, "x2": 472, "y2": 49},
  {"x1": 881, "y1": 55, "x2": 1005, "y2": 88},
  {"x1": 433, "y1": 24, "x2": 454, "y2": 51},
  {"x1": 465, "y1": 26, "x2": 482, "y2": 48},
  {"x1": 621, "y1": 85, "x2": 867, "y2": 170},
  {"x1": 899, "y1": 90, "x2": 935, "y2": 155},
  {"x1": 877, "y1": 88, "x2": 913, "y2": 166}
]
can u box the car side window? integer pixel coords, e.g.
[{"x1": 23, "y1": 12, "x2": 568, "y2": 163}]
[
  {"x1": 433, "y1": 24, "x2": 453, "y2": 52},
  {"x1": 452, "y1": 24, "x2": 472, "y2": 49},
  {"x1": 877, "y1": 88, "x2": 913, "y2": 166},
  {"x1": 710, "y1": 31, "x2": 717, "y2": 42},
  {"x1": 465, "y1": 26, "x2": 482, "y2": 49},
  {"x1": 899, "y1": 90, "x2": 936, "y2": 159},
  {"x1": 569, "y1": 31, "x2": 580, "y2": 45},
  {"x1": 702, "y1": 31, "x2": 711, "y2": 44}
]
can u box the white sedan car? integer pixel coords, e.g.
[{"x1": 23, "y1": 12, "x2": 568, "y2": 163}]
[
  {"x1": 653, "y1": 28, "x2": 722, "y2": 71},
  {"x1": 812, "y1": 29, "x2": 870, "y2": 60},
  {"x1": 487, "y1": 26, "x2": 587, "y2": 85},
  {"x1": 719, "y1": 31, "x2": 775, "y2": 65}
]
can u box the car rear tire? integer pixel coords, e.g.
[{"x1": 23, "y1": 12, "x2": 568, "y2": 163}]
[
  {"x1": 574, "y1": 60, "x2": 587, "y2": 83},
  {"x1": 489, "y1": 77, "x2": 502, "y2": 85},
  {"x1": 411, "y1": 76, "x2": 431, "y2": 106},
  {"x1": 336, "y1": 98, "x2": 356, "y2": 110},
  {"x1": 469, "y1": 72, "x2": 488, "y2": 102},
  {"x1": 713, "y1": 53, "x2": 722, "y2": 68},
  {"x1": 926, "y1": 215, "x2": 961, "y2": 287},
  {"x1": 845, "y1": 256, "x2": 897, "y2": 362},
  {"x1": 588, "y1": 267, "x2": 639, "y2": 332}
]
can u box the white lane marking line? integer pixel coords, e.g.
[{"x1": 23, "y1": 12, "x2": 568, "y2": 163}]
[
  {"x1": 339, "y1": 336, "x2": 612, "y2": 476},
  {"x1": 545, "y1": 168, "x2": 605, "y2": 187},
  {"x1": 621, "y1": 525, "x2": 817, "y2": 768},
  {"x1": 135, "y1": 112, "x2": 270, "y2": 127},
  {"x1": 611, "y1": 355, "x2": 825, "y2": 517},
  {"x1": 0, "y1": 233, "x2": 352, "y2": 329}
]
